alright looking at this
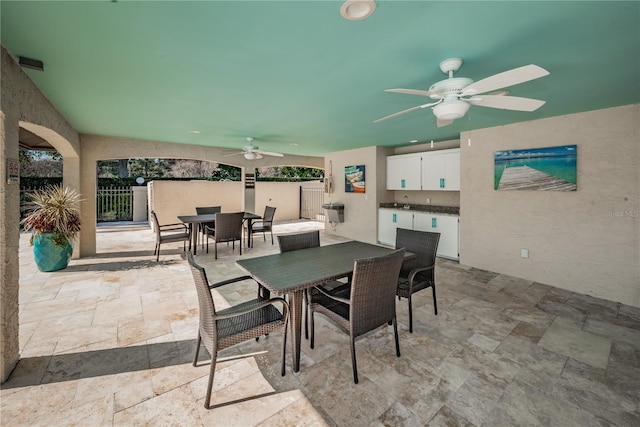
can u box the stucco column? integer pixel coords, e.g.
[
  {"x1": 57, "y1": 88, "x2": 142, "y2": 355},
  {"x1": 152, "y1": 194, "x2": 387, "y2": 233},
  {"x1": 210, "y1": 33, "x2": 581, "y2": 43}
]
[
  {"x1": 62, "y1": 155, "x2": 81, "y2": 259},
  {"x1": 0, "y1": 111, "x2": 21, "y2": 382}
]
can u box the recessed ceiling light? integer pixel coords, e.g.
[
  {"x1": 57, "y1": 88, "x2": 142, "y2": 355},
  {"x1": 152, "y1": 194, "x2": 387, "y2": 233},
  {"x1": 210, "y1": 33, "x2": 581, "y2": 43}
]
[
  {"x1": 188, "y1": 130, "x2": 200, "y2": 134},
  {"x1": 340, "y1": 1, "x2": 376, "y2": 21},
  {"x1": 290, "y1": 142, "x2": 299, "y2": 146},
  {"x1": 410, "y1": 140, "x2": 418, "y2": 143}
]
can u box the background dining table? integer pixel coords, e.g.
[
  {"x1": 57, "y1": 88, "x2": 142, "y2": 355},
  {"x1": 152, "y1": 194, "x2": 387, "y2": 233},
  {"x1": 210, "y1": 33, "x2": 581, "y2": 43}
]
[
  {"x1": 236, "y1": 240, "x2": 412, "y2": 373},
  {"x1": 178, "y1": 212, "x2": 262, "y2": 255}
]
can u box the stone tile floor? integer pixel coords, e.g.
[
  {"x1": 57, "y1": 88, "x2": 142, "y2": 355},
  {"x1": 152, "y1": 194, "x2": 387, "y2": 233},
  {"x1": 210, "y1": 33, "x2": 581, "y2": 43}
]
[{"x1": 2, "y1": 220, "x2": 639, "y2": 426}]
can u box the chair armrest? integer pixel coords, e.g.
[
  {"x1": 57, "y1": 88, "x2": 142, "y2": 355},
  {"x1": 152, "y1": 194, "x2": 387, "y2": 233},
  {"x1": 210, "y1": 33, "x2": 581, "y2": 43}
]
[
  {"x1": 204, "y1": 225, "x2": 215, "y2": 233},
  {"x1": 407, "y1": 263, "x2": 435, "y2": 284},
  {"x1": 208, "y1": 275, "x2": 255, "y2": 289},
  {"x1": 159, "y1": 223, "x2": 188, "y2": 232},
  {"x1": 313, "y1": 284, "x2": 351, "y2": 305},
  {"x1": 214, "y1": 297, "x2": 289, "y2": 321}
]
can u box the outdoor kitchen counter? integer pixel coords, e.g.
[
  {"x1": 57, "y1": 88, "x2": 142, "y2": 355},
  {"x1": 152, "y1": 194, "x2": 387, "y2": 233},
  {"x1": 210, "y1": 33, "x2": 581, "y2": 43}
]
[{"x1": 379, "y1": 203, "x2": 459, "y2": 216}]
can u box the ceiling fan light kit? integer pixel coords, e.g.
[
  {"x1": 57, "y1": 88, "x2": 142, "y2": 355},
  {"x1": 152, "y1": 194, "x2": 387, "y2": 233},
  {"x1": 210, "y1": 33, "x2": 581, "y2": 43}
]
[
  {"x1": 224, "y1": 137, "x2": 285, "y2": 160},
  {"x1": 375, "y1": 57, "x2": 550, "y2": 127},
  {"x1": 340, "y1": 1, "x2": 376, "y2": 21},
  {"x1": 433, "y1": 98, "x2": 470, "y2": 120}
]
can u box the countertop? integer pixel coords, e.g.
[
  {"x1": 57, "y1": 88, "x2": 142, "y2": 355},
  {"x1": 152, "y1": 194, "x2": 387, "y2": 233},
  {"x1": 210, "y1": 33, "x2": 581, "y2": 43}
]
[{"x1": 379, "y1": 203, "x2": 460, "y2": 215}]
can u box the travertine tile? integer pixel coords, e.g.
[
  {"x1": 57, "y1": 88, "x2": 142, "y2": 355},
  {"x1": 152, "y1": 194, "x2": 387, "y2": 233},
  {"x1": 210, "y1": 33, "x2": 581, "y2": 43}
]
[{"x1": 8, "y1": 222, "x2": 640, "y2": 427}]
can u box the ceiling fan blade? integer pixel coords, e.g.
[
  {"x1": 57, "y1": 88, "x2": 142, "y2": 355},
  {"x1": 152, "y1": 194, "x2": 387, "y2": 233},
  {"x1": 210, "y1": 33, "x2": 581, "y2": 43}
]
[
  {"x1": 223, "y1": 151, "x2": 243, "y2": 157},
  {"x1": 256, "y1": 150, "x2": 284, "y2": 157},
  {"x1": 437, "y1": 118, "x2": 454, "y2": 128},
  {"x1": 374, "y1": 100, "x2": 441, "y2": 123},
  {"x1": 467, "y1": 95, "x2": 546, "y2": 111},
  {"x1": 385, "y1": 88, "x2": 436, "y2": 97},
  {"x1": 461, "y1": 64, "x2": 549, "y2": 96}
]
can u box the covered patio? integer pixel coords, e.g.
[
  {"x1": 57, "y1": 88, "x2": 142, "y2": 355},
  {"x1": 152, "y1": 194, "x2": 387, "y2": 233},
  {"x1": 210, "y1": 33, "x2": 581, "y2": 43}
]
[{"x1": 3, "y1": 221, "x2": 639, "y2": 425}]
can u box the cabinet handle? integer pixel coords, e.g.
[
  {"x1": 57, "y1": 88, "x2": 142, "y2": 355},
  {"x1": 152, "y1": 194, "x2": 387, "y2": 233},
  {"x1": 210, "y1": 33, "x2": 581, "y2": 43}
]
[
  {"x1": 401, "y1": 179, "x2": 406, "y2": 189},
  {"x1": 432, "y1": 217, "x2": 437, "y2": 228},
  {"x1": 393, "y1": 213, "x2": 397, "y2": 223},
  {"x1": 440, "y1": 178, "x2": 445, "y2": 188}
]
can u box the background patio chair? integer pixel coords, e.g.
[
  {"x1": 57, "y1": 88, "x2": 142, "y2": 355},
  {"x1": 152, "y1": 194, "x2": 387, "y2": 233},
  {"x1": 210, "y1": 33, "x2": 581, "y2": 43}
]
[
  {"x1": 150, "y1": 210, "x2": 190, "y2": 261},
  {"x1": 186, "y1": 252, "x2": 289, "y2": 409},
  {"x1": 395, "y1": 227, "x2": 440, "y2": 332},
  {"x1": 195, "y1": 206, "x2": 221, "y2": 248},
  {"x1": 248, "y1": 206, "x2": 276, "y2": 246},
  {"x1": 277, "y1": 230, "x2": 323, "y2": 339},
  {"x1": 204, "y1": 212, "x2": 244, "y2": 259},
  {"x1": 309, "y1": 248, "x2": 405, "y2": 383}
]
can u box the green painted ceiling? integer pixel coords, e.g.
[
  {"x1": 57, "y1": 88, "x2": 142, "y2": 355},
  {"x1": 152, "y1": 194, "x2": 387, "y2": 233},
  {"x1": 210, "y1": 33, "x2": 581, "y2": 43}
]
[{"x1": 2, "y1": 1, "x2": 639, "y2": 157}]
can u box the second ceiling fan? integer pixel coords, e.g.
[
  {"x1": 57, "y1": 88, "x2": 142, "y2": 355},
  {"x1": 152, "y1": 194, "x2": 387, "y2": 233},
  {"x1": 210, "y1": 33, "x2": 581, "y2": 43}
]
[
  {"x1": 224, "y1": 137, "x2": 284, "y2": 160},
  {"x1": 374, "y1": 58, "x2": 550, "y2": 127}
]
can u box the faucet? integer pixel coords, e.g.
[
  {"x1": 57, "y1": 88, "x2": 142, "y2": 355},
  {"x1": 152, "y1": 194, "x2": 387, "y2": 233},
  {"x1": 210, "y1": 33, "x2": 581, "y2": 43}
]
[{"x1": 403, "y1": 195, "x2": 410, "y2": 209}]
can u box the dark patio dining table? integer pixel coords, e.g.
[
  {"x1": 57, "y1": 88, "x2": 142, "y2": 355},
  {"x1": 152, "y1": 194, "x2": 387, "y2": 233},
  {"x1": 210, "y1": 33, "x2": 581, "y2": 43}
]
[
  {"x1": 236, "y1": 240, "x2": 413, "y2": 373},
  {"x1": 178, "y1": 212, "x2": 262, "y2": 255}
]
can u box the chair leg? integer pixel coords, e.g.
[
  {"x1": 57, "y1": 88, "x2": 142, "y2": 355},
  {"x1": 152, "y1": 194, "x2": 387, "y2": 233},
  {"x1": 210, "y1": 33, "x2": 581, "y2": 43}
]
[
  {"x1": 270, "y1": 230, "x2": 274, "y2": 245},
  {"x1": 310, "y1": 310, "x2": 315, "y2": 349},
  {"x1": 214, "y1": 241, "x2": 218, "y2": 260},
  {"x1": 432, "y1": 285, "x2": 438, "y2": 315},
  {"x1": 193, "y1": 335, "x2": 202, "y2": 366},
  {"x1": 350, "y1": 336, "x2": 358, "y2": 384},
  {"x1": 155, "y1": 243, "x2": 160, "y2": 261},
  {"x1": 204, "y1": 355, "x2": 217, "y2": 409},
  {"x1": 281, "y1": 319, "x2": 288, "y2": 377},
  {"x1": 408, "y1": 295, "x2": 413, "y2": 333},
  {"x1": 304, "y1": 291, "x2": 309, "y2": 340},
  {"x1": 393, "y1": 316, "x2": 401, "y2": 357}
]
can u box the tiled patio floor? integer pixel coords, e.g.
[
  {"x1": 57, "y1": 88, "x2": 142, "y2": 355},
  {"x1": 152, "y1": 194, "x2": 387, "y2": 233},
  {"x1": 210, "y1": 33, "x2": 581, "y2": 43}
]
[{"x1": 2, "y1": 220, "x2": 639, "y2": 426}]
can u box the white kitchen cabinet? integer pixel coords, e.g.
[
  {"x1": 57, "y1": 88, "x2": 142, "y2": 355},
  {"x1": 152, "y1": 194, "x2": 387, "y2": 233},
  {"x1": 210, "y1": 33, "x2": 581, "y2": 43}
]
[
  {"x1": 413, "y1": 211, "x2": 459, "y2": 259},
  {"x1": 386, "y1": 153, "x2": 422, "y2": 190},
  {"x1": 378, "y1": 208, "x2": 459, "y2": 260},
  {"x1": 387, "y1": 148, "x2": 460, "y2": 191},
  {"x1": 378, "y1": 208, "x2": 414, "y2": 246},
  {"x1": 421, "y1": 149, "x2": 460, "y2": 191}
]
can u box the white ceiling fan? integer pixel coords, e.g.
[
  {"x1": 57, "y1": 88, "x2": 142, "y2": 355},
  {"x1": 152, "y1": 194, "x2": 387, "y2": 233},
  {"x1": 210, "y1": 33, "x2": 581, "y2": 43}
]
[
  {"x1": 374, "y1": 58, "x2": 550, "y2": 127},
  {"x1": 224, "y1": 137, "x2": 284, "y2": 160}
]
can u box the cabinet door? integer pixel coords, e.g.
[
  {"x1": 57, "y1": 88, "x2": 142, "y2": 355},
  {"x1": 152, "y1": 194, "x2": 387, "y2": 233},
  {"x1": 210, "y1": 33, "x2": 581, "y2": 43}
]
[
  {"x1": 420, "y1": 149, "x2": 460, "y2": 191},
  {"x1": 421, "y1": 153, "x2": 446, "y2": 190},
  {"x1": 442, "y1": 150, "x2": 460, "y2": 190},
  {"x1": 413, "y1": 212, "x2": 459, "y2": 259},
  {"x1": 378, "y1": 209, "x2": 413, "y2": 246},
  {"x1": 387, "y1": 154, "x2": 422, "y2": 190}
]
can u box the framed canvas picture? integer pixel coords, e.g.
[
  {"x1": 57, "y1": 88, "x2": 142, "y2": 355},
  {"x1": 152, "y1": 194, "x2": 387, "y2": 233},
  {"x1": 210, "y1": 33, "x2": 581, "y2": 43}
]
[
  {"x1": 345, "y1": 165, "x2": 365, "y2": 193},
  {"x1": 494, "y1": 145, "x2": 577, "y2": 191}
]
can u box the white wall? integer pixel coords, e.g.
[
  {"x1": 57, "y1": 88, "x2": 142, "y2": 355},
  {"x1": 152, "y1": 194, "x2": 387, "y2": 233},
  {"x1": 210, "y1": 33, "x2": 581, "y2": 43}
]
[{"x1": 460, "y1": 104, "x2": 639, "y2": 307}]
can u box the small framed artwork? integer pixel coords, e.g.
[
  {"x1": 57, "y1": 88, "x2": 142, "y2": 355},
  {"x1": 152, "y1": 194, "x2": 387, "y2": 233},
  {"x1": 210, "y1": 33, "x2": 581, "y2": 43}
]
[
  {"x1": 494, "y1": 145, "x2": 577, "y2": 191},
  {"x1": 345, "y1": 165, "x2": 365, "y2": 193}
]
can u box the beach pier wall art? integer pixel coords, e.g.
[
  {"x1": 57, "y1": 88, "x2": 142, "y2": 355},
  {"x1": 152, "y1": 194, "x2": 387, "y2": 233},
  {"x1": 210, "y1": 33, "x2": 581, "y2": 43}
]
[
  {"x1": 494, "y1": 145, "x2": 577, "y2": 191},
  {"x1": 345, "y1": 165, "x2": 365, "y2": 193}
]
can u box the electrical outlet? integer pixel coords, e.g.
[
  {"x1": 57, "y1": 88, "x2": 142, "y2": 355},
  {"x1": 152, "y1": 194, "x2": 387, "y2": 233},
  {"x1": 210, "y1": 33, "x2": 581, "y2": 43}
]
[
  {"x1": 426, "y1": 197, "x2": 431, "y2": 204},
  {"x1": 520, "y1": 249, "x2": 529, "y2": 258}
]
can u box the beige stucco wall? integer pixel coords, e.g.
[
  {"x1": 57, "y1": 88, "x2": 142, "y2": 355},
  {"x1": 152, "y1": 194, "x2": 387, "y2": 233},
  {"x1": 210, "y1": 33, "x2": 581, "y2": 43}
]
[
  {"x1": 323, "y1": 146, "x2": 387, "y2": 244},
  {"x1": 460, "y1": 104, "x2": 640, "y2": 307},
  {"x1": 149, "y1": 180, "x2": 244, "y2": 225},
  {"x1": 255, "y1": 181, "x2": 322, "y2": 221},
  {"x1": 1, "y1": 46, "x2": 80, "y2": 382}
]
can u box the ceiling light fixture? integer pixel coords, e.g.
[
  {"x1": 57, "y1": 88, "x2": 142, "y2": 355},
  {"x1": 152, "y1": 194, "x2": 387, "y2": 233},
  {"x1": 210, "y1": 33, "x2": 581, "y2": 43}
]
[
  {"x1": 188, "y1": 130, "x2": 200, "y2": 134},
  {"x1": 433, "y1": 98, "x2": 470, "y2": 120},
  {"x1": 340, "y1": 1, "x2": 376, "y2": 21},
  {"x1": 410, "y1": 139, "x2": 418, "y2": 143}
]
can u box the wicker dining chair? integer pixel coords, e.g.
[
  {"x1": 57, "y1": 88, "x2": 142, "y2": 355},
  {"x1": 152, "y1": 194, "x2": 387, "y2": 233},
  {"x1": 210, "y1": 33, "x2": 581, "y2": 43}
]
[
  {"x1": 186, "y1": 252, "x2": 289, "y2": 409},
  {"x1": 204, "y1": 212, "x2": 244, "y2": 259},
  {"x1": 395, "y1": 227, "x2": 441, "y2": 333},
  {"x1": 195, "y1": 206, "x2": 221, "y2": 248},
  {"x1": 249, "y1": 206, "x2": 276, "y2": 246},
  {"x1": 150, "y1": 210, "x2": 190, "y2": 261},
  {"x1": 309, "y1": 248, "x2": 405, "y2": 384},
  {"x1": 277, "y1": 230, "x2": 324, "y2": 339}
]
